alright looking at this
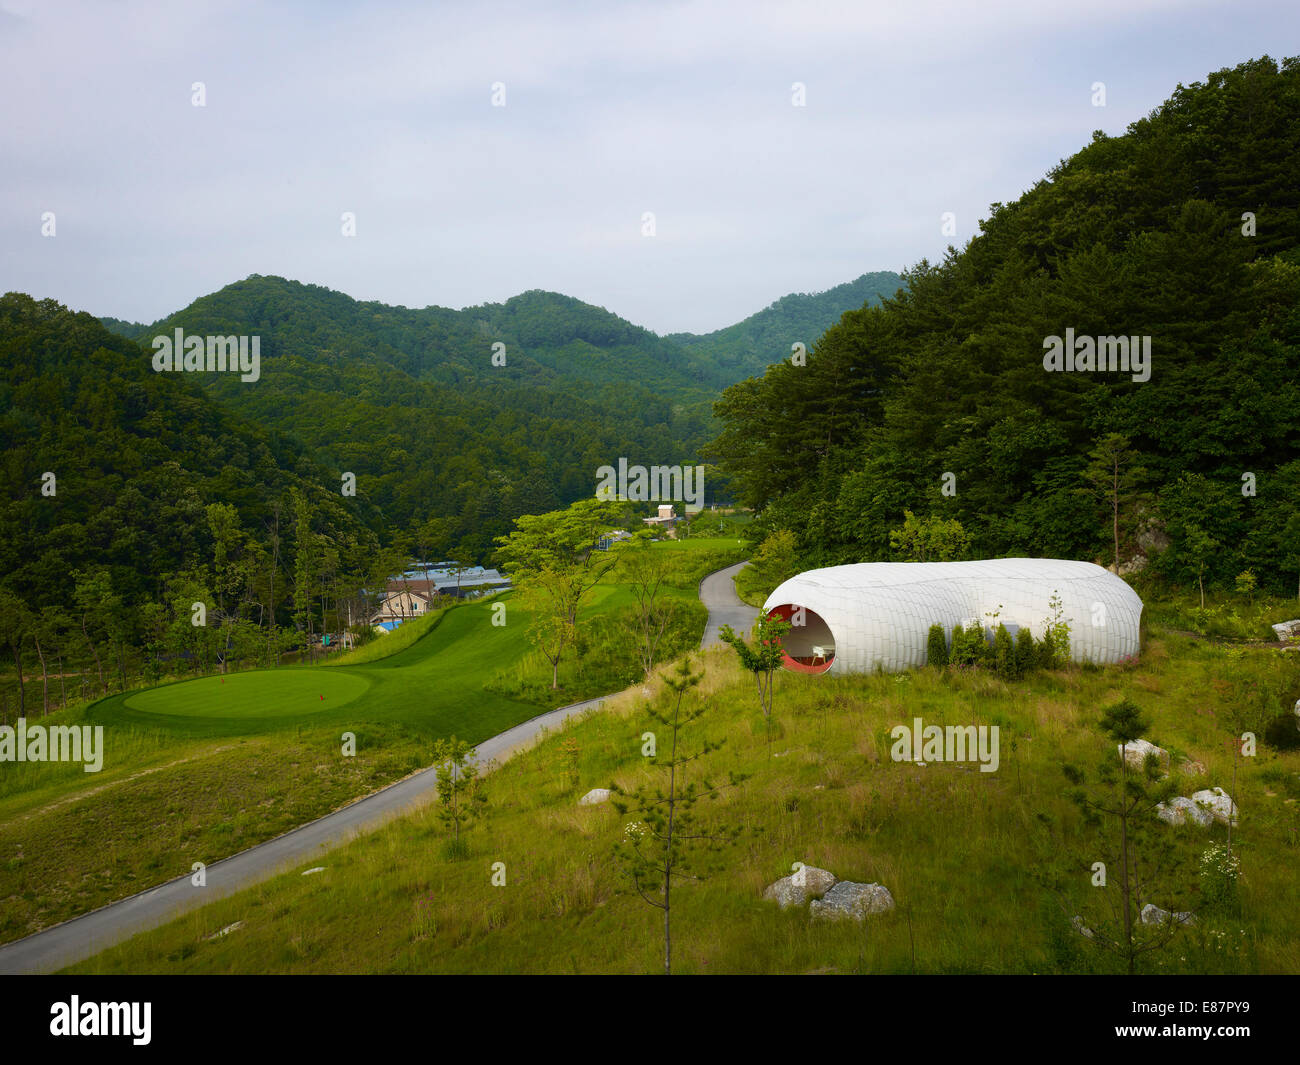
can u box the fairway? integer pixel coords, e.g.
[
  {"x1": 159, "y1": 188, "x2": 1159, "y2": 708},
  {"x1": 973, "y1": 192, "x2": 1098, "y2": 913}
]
[{"x1": 123, "y1": 669, "x2": 371, "y2": 719}]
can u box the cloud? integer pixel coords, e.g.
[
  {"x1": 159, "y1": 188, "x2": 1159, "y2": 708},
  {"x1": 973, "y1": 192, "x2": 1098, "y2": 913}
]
[{"x1": 0, "y1": 0, "x2": 1292, "y2": 332}]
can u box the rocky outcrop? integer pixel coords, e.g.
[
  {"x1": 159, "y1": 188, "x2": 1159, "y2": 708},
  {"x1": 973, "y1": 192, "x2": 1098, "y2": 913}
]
[
  {"x1": 1190, "y1": 787, "x2": 1238, "y2": 826},
  {"x1": 1156, "y1": 796, "x2": 1213, "y2": 827},
  {"x1": 763, "y1": 864, "x2": 836, "y2": 909},
  {"x1": 578, "y1": 788, "x2": 611, "y2": 805},
  {"x1": 1272, "y1": 619, "x2": 1300, "y2": 642},
  {"x1": 1156, "y1": 787, "x2": 1237, "y2": 827},
  {"x1": 1140, "y1": 903, "x2": 1196, "y2": 927},
  {"x1": 1118, "y1": 738, "x2": 1169, "y2": 773},
  {"x1": 809, "y1": 881, "x2": 895, "y2": 922}
]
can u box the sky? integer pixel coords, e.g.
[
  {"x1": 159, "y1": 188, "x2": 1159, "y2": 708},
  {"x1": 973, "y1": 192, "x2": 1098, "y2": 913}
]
[{"x1": 1, "y1": 0, "x2": 1295, "y2": 335}]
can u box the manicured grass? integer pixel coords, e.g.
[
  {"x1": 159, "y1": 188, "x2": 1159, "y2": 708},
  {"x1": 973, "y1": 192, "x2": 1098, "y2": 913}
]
[
  {"x1": 67, "y1": 619, "x2": 1300, "y2": 975},
  {"x1": 123, "y1": 669, "x2": 371, "y2": 719}
]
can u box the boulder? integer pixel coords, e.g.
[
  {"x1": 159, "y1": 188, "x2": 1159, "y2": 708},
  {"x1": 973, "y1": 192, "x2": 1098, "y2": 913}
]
[
  {"x1": 791, "y1": 863, "x2": 837, "y2": 896},
  {"x1": 1140, "y1": 903, "x2": 1196, "y2": 927},
  {"x1": 578, "y1": 788, "x2": 611, "y2": 806},
  {"x1": 810, "y1": 881, "x2": 895, "y2": 921},
  {"x1": 1071, "y1": 915, "x2": 1095, "y2": 940},
  {"x1": 763, "y1": 864, "x2": 836, "y2": 909},
  {"x1": 1191, "y1": 787, "x2": 1238, "y2": 826},
  {"x1": 1271, "y1": 619, "x2": 1300, "y2": 642},
  {"x1": 1178, "y1": 759, "x2": 1207, "y2": 776},
  {"x1": 1156, "y1": 796, "x2": 1213, "y2": 827},
  {"x1": 1118, "y1": 738, "x2": 1169, "y2": 773}
]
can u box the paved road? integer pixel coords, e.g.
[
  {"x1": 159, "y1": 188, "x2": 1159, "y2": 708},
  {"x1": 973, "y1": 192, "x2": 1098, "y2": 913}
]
[
  {"x1": 699, "y1": 561, "x2": 756, "y2": 649},
  {"x1": 0, "y1": 560, "x2": 754, "y2": 975}
]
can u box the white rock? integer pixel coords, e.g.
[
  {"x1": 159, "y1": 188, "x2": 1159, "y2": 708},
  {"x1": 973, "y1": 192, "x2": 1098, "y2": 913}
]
[
  {"x1": 763, "y1": 865, "x2": 836, "y2": 909},
  {"x1": 791, "y1": 864, "x2": 837, "y2": 896},
  {"x1": 1272, "y1": 620, "x2": 1300, "y2": 642},
  {"x1": 578, "y1": 788, "x2": 611, "y2": 806},
  {"x1": 809, "y1": 881, "x2": 895, "y2": 921},
  {"x1": 207, "y1": 921, "x2": 243, "y2": 940},
  {"x1": 1191, "y1": 787, "x2": 1238, "y2": 826},
  {"x1": 301, "y1": 866, "x2": 326, "y2": 876},
  {"x1": 1071, "y1": 915, "x2": 1095, "y2": 940},
  {"x1": 1118, "y1": 738, "x2": 1169, "y2": 772},
  {"x1": 1156, "y1": 796, "x2": 1213, "y2": 827},
  {"x1": 1140, "y1": 903, "x2": 1196, "y2": 927}
]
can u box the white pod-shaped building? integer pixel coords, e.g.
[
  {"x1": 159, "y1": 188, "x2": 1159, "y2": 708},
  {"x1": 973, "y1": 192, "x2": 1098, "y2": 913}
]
[{"x1": 762, "y1": 558, "x2": 1142, "y2": 675}]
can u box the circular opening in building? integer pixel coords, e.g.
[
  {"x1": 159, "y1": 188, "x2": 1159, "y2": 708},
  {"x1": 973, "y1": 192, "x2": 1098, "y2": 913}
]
[{"x1": 768, "y1": 604, "x2": 835, "y2": 674}]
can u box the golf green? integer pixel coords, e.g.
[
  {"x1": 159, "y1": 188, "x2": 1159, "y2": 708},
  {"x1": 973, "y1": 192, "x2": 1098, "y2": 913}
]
[{"x1": 122, "y1": 669, "x2": 371, "y2": 719}]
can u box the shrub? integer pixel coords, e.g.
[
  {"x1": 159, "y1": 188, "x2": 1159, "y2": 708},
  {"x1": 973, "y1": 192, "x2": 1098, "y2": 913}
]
[
  {"x1": 927, "y1": 623, "x2": 949, "y2": 668},
  {"x1": 1014, "y1": 627, "x2": 1037, "y2": 676},
  {"x1": 1039, "y1": 591, "x2": 1072, "y2": 669},
  {"x1": 993, "y1": 623, "x2": 1016, "y2": 678},
  {"x1": 950, "y1": 621, "x2": 992, "y2": 668}
]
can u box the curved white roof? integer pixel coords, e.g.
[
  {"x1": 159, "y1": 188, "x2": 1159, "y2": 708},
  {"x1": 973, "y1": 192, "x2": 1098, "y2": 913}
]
[{"x1": 763, "y1": 558, "x2": 1142, "y2": 674}]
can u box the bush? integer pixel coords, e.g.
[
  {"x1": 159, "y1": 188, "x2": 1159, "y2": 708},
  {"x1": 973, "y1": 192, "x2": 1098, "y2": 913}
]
[
  {"x1": 1014, "y1": 627, "x2": 1037, "y2": 676},
  {"x1": 951, "y1": 621, "x2": 991, "y2": 668},
  {"x1": 927, "y1": 623, "x2": 949, "y2": 668},
  {"x1": 993, "y1": 623, "x2": 1016, "y2": 678}
]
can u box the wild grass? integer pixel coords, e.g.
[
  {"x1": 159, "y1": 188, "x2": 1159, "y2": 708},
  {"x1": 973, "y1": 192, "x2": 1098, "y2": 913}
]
[{"x1": 68, "y1": 618, "x2": 1300, "y2": 974}]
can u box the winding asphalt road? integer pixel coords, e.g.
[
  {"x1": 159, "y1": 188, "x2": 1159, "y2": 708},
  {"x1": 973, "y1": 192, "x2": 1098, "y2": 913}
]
[
  {"x1": 0, "y1": 561, "x2": 754, "y2": 975},
  {"x1": 699, "y1": 561, "x2": 754, "y2": 649}
]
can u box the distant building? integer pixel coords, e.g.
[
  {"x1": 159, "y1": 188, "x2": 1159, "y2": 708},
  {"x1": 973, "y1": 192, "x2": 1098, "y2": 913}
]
[
  {"x1": 642, "y1": 504, "x2": 678, "y2": 538},
  {"x1": 387, "y1": 564, "x2": 511, "y2": 601},
  {"x1": 596, "y1": 529, "x2": 634, "y2": 551},
  {"x1": 370, "y1": 588, "x2": 432, "y2": 631}
]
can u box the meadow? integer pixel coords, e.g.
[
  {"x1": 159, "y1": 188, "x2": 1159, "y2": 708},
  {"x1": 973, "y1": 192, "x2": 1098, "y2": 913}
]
[{"x1": 66, "y1": 611, "x2": 1300, "y2": 975}]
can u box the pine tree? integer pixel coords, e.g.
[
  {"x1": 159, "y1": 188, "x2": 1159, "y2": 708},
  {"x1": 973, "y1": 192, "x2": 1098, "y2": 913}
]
[{"x1": 611, "y1": 658, "x2": 743, "y2": 974}]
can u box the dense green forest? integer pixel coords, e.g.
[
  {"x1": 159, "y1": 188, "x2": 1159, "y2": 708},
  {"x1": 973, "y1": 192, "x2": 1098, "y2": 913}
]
[
  {"x1": 93, "y1": 274, "x2": 889, "y2": 557},
  {"x1": 0, "y1": 294, "x2": 391, "y2": 706},
  {"x1": 669, "y1": 271, "x2": 903, "y2": 379},
  {"x1": 708, "y1": 56, "x2": 1300, "y2": 596},
  {"x1": 0, "y1": 269, "x2": 882, "y2": 711}
]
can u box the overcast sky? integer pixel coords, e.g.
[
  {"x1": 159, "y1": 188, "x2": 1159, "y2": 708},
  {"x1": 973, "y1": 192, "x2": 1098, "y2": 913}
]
[{"x1": 1, "y1": 0, "x2": 1295, "y2": 334}]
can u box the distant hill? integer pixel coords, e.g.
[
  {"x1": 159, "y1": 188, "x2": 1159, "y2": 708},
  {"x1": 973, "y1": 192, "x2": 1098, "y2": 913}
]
[
  {"x1": 87, "y1": 269, "x2": 906, "y2": 557},
  {"x1": 0, "y1": 293, "x2": 379, "y2": 612},
  {"x1": 668, "y1": 271, "x2": 905, "y2": 378},
  {"x1": 109, "y1": 276, "x2": 723, "y2": 556},
  {"x1": 96, "y1": 316, "x2": 150, "y2": 340}
]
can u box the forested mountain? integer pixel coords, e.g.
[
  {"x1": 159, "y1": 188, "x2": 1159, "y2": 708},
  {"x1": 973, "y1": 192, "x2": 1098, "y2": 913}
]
[
  {"x1": 110, "y1": 276, "x2": 721, "y2": 558},
  {"x1": 0, "y1": 294, "x2": 381, "y2": 665},
  {"x1": 669, "y1": 271, "x2": 904, "y2": 379},
  {"x1": 708, "y1": 56, "x2": 1300, "y2": 595}
]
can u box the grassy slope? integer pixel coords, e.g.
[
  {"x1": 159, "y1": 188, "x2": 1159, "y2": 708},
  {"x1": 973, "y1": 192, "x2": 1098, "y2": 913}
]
[
  {"x1": 67, "y1": 619, "x2": 1300, "y2": 975},
  {"x1": 0, "y1": 541, "x2": 744, "y2": 945}
]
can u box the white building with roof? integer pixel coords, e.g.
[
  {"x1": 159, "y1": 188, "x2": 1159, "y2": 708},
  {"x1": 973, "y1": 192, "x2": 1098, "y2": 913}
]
[{"x1": 762, "y1": 558, "x2": 1142, "y2": 675}]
